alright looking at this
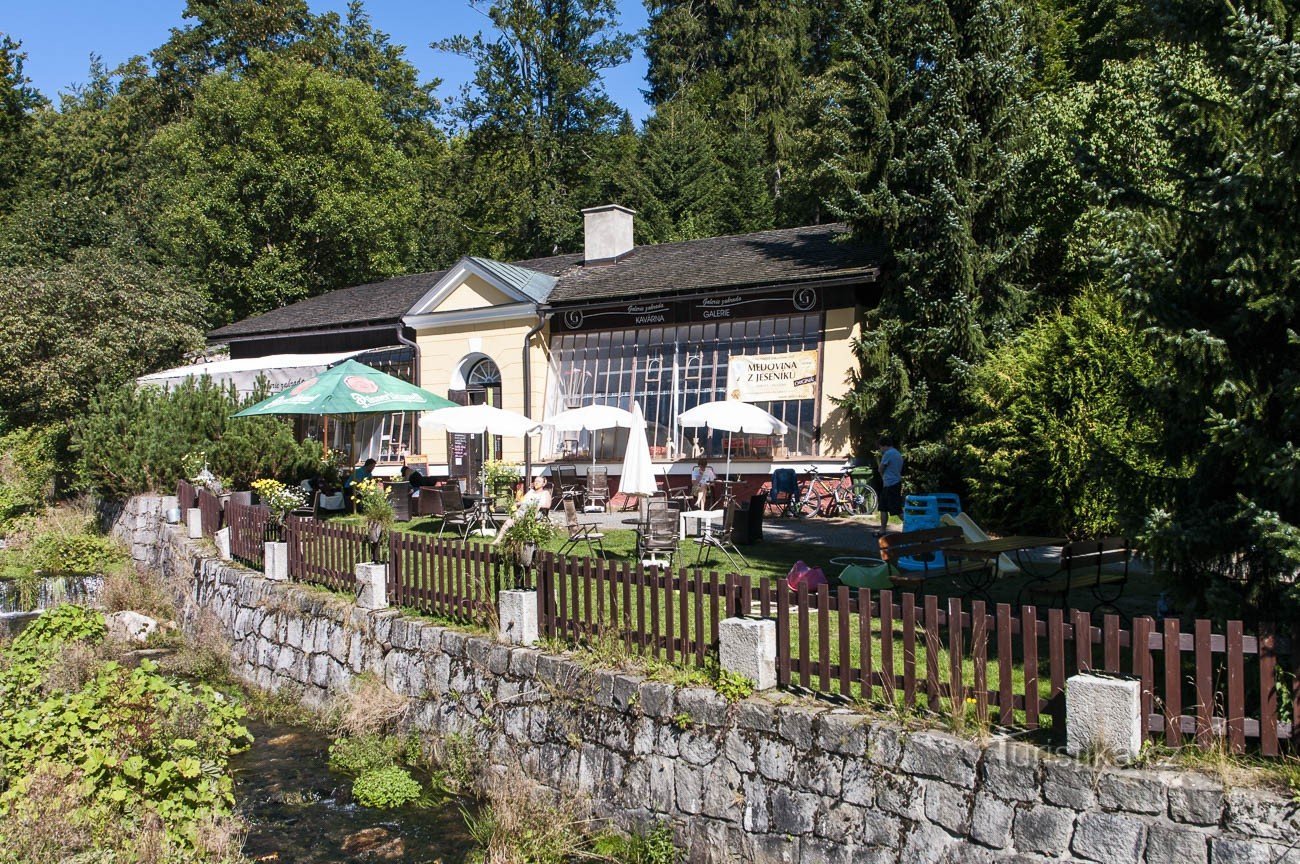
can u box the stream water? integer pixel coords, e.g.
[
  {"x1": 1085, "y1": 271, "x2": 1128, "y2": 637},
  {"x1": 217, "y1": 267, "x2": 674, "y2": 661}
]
[
  {"x1": 0, "y1": 574, "x2": 104, "y2": 637},
  {"x1": 232, "y1": 719, "x2": 478, "y2": 863}
]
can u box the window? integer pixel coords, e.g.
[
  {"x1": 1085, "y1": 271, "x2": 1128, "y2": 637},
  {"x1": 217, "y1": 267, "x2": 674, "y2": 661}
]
[
  {"x1": 544, "y1": 313, "x2": 822, "y2": 460},
  {"x1": 299, "y1": 346, "x2": 416, "y2": 463}
]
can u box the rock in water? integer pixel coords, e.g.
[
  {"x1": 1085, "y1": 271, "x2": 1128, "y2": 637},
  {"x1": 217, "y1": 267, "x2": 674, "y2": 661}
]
[
  {"x1": 105, "y1": 610, "x2": 158, "y2": 644},
  {"x1": 341, "y1": 827, "x2": 406, "y2": 860}
]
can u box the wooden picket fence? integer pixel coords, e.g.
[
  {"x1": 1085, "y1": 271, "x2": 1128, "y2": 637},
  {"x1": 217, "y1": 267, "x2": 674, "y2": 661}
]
[
  {"x1": 776, "y1": 582, "x2": 1295, "y2": 755},
  {"x1": 387, "y1": 532, "x2": 501, "y2": 625},
  {"x1": 224, "y1": 501, "x2": 271, "y2": 568},
  {"x1": 283, "y1": 516, "x2": 370, "y2": 593},
  {"x1": 176, "y1": 479, "x2": 197, "y2": 510},
  {"x1": 196, "y1": 488, "x2": 223, "y2": 537},
  {"x1": 532, "y1": 553, "x2": 753, "y2": 668}
]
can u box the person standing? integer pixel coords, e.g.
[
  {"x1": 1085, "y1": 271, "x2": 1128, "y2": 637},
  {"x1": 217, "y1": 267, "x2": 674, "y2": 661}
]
[{"x1": 877, "y1": 435, "x2": 904, "y2": 534}]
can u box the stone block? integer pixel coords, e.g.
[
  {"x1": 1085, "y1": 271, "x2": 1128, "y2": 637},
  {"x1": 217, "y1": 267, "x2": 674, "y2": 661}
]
[
  {"x1": 1067, "y1": 673, "x2": 1142, "y2": 762},
  {"x1": 771, "y1": 787, "x2": 818, "y2": 835},
  {"x1": 981, "y1": 739, "x2": 1041, "y2": 802},
  {"x1": 1209, "y1": 838, "x2": 1299, "y2": 864},
  {"x1": 1145, "y1": 824, "x2": 1208, "y2": 864},
  {"x1": 1224, "y1": 788, "x2": 1300, "y2": 842},
  {"x1": 264, "y1": 541, "x2": 289, "y2": 581},
  {"x1": 899, "y1": 731, "x2": 979, "y2": 786},
  {"x1": 355, "y1": 562, "x2": 387, "y2": 610},
  {"x1": 815, "y1": 711, "x2": 868, "y2": 756},
  {"x1": 1098, "y1": 771, "x2": 1167, "y2": 815},
  {"x1": 1013, "y1": 805, "x2": 1076, "y2": 856},
  {"x1": 1042, "y1": 756, "x2": 1099, "y2": 809},
  {"x1": 214, "y1": 527, "x2": 231, "y2": 560},
  {"x1": 497, "y1": 589, "x2": 538, "y2": 645},
  {"x1": 925, "y1": 781, "x2": 972, "y2": 834},
  {"x1": 186, "y1": 508, "x2": 203, "y2": 539},
  {"x1": 1072, "y1": 811, "x2": 1147, "y2": 862},
  {"x1": 719, "y1": 617, "x2": 777, "y2": 690},
  {"x1": 756, "y1": 737, "x2": 795, "y2": 783},
  {"x1": 676, "y1": 687, "x2": 729, "y2": 726},
  {"x1": 969, "y1": 792, "x2": 1014, "y2": 849},
  {"x1": 1167, "y1": 773, "x2": 1225, "y2": 826}
]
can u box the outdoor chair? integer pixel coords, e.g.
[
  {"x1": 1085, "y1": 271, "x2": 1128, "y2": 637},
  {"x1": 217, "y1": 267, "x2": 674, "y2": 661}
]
[
  {"x1": 659, "y1": 469, "x2": 692, "y2": 511},
  {"x1": 766, "y1": 468, "x2": 800, "y2": 517},
  {"x1": 559, "y1": 499, "x2": 605, "y2": 559},
  {"x1": 551, "y1": 466, "x2": 584, "y2": 511},
  {"x1": 637, "y1": 508, "x2": 679, "y2": 570},
  {"x1": 695, "y1": 500, "x2": 749, "y2": 571},
  {"x1": 584, "y1": 467, "x2": 610, "y2": 513},
  {"x1": 436, "y1": 487, "x2": 472, "y2": 539},
  {"x1": 1021, "y1": 537, "x2": 1132, "y2": 617},
  {"x1": 877, "y1": 526, "x2": 992, "y2": 594},
  {"x1": 415, "y1": 483, "x2": 444, "y2": 518}
]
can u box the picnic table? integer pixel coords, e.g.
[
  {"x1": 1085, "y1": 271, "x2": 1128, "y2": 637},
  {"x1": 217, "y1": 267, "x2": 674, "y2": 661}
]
[{"x1": 945, "y1": 535, "x2": 1066, "y2": 601}]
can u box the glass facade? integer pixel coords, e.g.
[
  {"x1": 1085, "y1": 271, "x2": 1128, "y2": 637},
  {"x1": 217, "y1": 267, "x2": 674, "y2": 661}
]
[{"x1": 544, "y1": 313, "x2": 823, "y2": 461}]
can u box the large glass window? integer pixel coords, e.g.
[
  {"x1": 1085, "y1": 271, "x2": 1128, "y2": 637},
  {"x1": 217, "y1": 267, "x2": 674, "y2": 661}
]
[
  {"x1": 299, "y1": 346, "x2": 416, "y2": 464},
  {"x1": 544, "y1": 313, "x2": 823, "y2": 461}
]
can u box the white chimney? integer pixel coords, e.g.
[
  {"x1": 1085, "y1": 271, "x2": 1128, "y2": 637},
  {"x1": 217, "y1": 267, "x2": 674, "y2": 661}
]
[{"x1": 582, "y1": 204, "x2": 636, "y2": 264}]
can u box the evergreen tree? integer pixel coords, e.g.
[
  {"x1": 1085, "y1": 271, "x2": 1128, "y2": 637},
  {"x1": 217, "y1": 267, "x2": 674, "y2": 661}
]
[
  {"x1": 0, "y1": 35, "x2": 45, "y2": 216},
  {"x1": 829, "y1": 0, "x2": 1039, "y2": 480},
  {"x1": 438, "y1": 0, "x2": 634, "y2": 258},
  {"x1": 1107, "y1": 8, "x2": 1300, "y2": 612}
]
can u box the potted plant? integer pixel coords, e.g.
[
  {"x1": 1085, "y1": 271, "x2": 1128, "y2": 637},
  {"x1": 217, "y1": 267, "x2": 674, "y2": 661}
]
[
  {"x1": 351, "y1": 478, "x2": 394, "y2": 563},
  {"x1": 496, "y1": 504, "x2": 556, "y2": 568},
  {"x1": 482, "y1": 459, "x2": 522, "y2": 502},
  {"x1": 250, "y1": 478, "x2": 307, "y2": 542},
  {"x1": 182, "y1": 450, "x2": 229, "y2": 497}
]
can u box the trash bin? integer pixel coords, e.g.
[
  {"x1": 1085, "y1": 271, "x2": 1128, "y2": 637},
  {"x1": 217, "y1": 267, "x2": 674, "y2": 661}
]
[{"x1": 735, "y1": 492, "x2": 767, "y2": 545}]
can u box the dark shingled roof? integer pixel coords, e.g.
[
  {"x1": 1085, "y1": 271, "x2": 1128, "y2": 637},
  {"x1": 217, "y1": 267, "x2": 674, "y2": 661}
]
[{"x1": 208, "y1": 223, "x2": 875, "y2": 340}]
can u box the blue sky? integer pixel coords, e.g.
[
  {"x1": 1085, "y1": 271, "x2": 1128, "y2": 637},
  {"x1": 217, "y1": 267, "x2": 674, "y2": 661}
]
[{"x1": 6, "y1": 0, "x2": 654, "y2": 122}]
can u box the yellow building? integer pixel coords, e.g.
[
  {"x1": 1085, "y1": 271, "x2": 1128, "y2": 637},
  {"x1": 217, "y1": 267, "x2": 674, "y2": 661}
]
[{"x1": 206, "y1": 206, "x2": 881, "y2": 489}]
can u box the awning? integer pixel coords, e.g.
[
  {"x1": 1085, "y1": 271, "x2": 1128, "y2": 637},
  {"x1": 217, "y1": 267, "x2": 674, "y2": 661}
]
[{"x1": 137, "y1": 350, "x2": 365, "y2": 397}]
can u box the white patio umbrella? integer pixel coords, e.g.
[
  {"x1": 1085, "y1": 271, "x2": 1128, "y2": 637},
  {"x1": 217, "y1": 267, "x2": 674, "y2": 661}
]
[
  {"x1": 543, "y1": 403, "x2": 639, "y2": 468},
  {"x1": 618, "y1": 402, "x2": 658, "y2": 499},
  {"x1": 419, "y1": 404, "x2": 541, "y2": 502},
  {"x1": 677, "y1": 400, "x2": 788, "y2": 481}
]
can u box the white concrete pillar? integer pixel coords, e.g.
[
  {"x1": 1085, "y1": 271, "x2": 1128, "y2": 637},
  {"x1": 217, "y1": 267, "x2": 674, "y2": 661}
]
[
  {"x1": 1066, "y1": 672, "x2": 1142, "y2": 762},
  {"x1": 719, "y1": 617, "x2": 777, "y2": 691},
  {"x1": 356, "y1": 562, "x2": 388, "y2": 610},
  {"x1": 498, "y1": 589, "x2": 539, "y2": 646},
  {"x1": 214, "y1": 527, "x2": 231, "y2": 560},
  {"x1": 186, "y1": 508, "x2": 203, "y2": 539},
  {"x1": 264, "y1": 542, "x2": 289, "y2": 581}
]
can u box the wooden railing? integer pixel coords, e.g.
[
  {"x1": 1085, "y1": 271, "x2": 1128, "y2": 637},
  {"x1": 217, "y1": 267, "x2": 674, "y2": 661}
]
[
  {"x1": 196, "y1": 488, "x2": 223, "y2": 537},
  {"x1": 776, "y1": 582, "x2": 1294, "y2": 755},
  {"x1": 387, "y1": 532, "x2": 499, "y2": 626},
  {"x1": 283, "y1": 517, "x2": 369, "y2": 594},
  {"x1": 176, "y1": 479, "x2": 197, "y2": 511},
  {"x1": 225, "y1": 501, "x2": 271, "y2": 568},
  {"x1": 533, "y1": 553, "x2": 752, "y2": 668}
]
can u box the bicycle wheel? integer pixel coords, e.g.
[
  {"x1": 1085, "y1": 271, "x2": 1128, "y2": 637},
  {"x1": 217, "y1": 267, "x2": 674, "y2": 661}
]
[
  {"x1": 856, "y1": 484, "x2": 879, "y2": 515},
  {"x1": 796, "y1": 491, "x2": 821, "y2": 519}
]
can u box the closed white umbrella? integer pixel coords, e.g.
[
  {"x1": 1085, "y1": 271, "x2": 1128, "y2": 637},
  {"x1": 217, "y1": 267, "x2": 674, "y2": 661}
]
[
  {"x1": 618, "y1": 402, "x2": 658, "y2": 498},
  {"x1": 678, "y1": 400, "x2": 788, "y2": 484}
]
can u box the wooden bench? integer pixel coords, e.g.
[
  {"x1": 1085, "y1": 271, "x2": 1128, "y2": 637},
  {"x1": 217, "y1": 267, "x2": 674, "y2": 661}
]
[
  {"x1": 878, "y1": 527, "x2": 994, "y2": 592},
  {"x1": 1023, "y1": 537, "x2": 1132, "y2": 615}
]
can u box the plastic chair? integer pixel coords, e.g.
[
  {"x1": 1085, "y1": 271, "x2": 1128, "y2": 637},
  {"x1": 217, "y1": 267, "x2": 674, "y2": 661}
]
[{"x1": 767, "y1": 468, "x2": 799, "y2": 517}]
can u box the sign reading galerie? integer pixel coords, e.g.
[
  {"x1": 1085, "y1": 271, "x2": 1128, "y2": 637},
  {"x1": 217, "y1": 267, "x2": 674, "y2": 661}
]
[{"x1": 727, "y1": 350, "x2": 819, "y2": 401}]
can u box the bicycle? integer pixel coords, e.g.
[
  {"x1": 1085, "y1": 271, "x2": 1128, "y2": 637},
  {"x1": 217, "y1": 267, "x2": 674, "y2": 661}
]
[{"x1": 795, "y1": 466, "x2": 878, "y2": 518}]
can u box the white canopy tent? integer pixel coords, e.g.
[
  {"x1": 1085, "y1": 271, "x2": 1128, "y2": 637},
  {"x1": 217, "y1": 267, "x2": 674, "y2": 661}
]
[{"x1": 137, "y1": 350, "x2": 364, "y2": 398}]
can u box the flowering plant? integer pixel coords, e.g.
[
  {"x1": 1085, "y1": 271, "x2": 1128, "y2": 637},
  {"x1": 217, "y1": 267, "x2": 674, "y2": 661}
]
[
  {"x1": 181, "y1": 450, "x2": 228, "y2": 494},
  {"x1": 251, "y1": 479, "x2": 307, "y2": 525},
  {"x1": 351, "y1": 478, "x2": 393, "y2": 562}
]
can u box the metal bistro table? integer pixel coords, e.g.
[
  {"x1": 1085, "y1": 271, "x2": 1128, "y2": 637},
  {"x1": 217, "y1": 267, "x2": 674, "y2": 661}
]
[
  {"x1": 945, "y1": 535, "x2": 1067, "y2": 602},
  {"x1": 461, "y1": 492, "x2": 498, "y2": 537}
]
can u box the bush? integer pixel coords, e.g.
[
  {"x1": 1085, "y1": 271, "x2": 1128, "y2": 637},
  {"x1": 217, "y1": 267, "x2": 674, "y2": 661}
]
[
  {"x1": 328, "y1": 734, "x2": 403, "y2": 777},
  {"x1": 0, "y1": 425, "x2": 63, "y2": 530},
  {"x1": 26, "y1": 531, "x2": 125, "y2": 576},
  {"x1": 72, "y1": 377, "x2": 318, "y2": 498},
  {"x1": 952, "y1": 290, "x2": 1180, "y2": 537},
  {"x1": 350, "y1": 765, "x2": 422, "y2": 809}
]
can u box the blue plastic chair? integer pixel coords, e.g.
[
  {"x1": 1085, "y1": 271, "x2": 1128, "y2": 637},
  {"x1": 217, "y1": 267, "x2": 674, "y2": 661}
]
[{"x1": 767, "y1": 468, "x2": 799, "y2": 517}]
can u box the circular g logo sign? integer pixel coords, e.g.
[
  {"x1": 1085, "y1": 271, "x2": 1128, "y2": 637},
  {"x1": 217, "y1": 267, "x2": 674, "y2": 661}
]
[
  {"x1": 563, "y1": 309, "x2": 584, "y2": 329},
  {"x1": 793, "y1": 287, "x2": 817, "y2": 311}
]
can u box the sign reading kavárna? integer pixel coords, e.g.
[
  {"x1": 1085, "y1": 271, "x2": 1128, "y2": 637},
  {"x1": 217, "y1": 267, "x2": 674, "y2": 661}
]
[{"x1": 727, "y1": 350, "x2": 818, "y2": 401}]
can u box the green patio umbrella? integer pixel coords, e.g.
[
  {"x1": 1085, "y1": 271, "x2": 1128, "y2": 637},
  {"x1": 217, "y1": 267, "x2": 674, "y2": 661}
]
[{"x1": 234, "y1": 359, "x2": 456, "y2": 462}]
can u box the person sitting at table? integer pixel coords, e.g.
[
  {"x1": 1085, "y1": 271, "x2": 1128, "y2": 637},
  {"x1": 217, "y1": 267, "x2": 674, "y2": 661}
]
[
  {"x1": 400, "y1": 464, "x2": 427, "y2": 496},
  {"x1": 492, "y1": 476, "x2": 552, "y2": 545},
  {"x1": 690, "y1": 457, "x2": 716, "y2": 509},
  {"x1": 346, "y1": 458, "x2": 377, "y2": 488}
]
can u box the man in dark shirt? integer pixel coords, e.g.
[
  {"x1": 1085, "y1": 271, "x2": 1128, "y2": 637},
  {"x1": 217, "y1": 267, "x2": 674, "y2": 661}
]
[{"x1": 400, "y1": 464, "x2": 426, "y2": 493}]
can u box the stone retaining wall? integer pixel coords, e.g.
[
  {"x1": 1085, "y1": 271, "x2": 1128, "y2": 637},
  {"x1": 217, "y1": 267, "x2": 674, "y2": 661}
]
[{"x1": 118, "y1": 501, "x2": 1300, "y2": 864}]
